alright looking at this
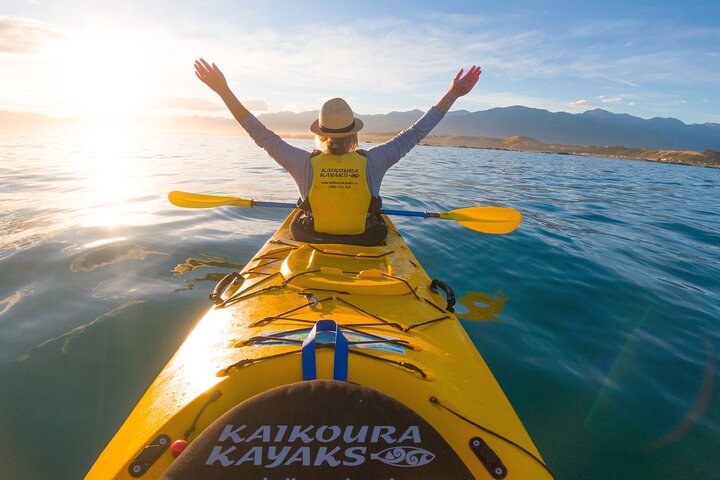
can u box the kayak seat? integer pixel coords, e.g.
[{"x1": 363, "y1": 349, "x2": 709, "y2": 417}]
[
  {"x1": 159, "y1": 380, "x2": 475, "y2": 480},
  {"x1": 280, "y1": 244, "x2": 419, "y2": 295},
  {"x1": 289, "y1": 209, "x2": 389, "y2": 246}
]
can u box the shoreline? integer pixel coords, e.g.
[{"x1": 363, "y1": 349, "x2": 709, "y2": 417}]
[
  {"x1": 280, "y1": 132, "x2": 720, "y2": 169},
  {"x1": 2, "y1": 126, "x2": 718, "y2": 169}
]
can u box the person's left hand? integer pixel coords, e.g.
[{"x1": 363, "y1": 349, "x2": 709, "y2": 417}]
[{"x1": 448, "y1": 65, "x2": 482, "y2": 98}]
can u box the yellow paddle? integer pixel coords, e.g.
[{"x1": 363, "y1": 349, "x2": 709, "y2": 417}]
[
  {"x1": 435, "y1": 207, "x2": 522, "y2": 235},
  {"x1": 168, "y1": 191, "x2": 521, "y2": 234}
]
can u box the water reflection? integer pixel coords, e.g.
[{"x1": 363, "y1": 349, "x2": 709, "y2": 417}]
[
  {"x1": 17, "y1": 300, "x2": 145, "y2": 361},
  {"x1": 644, "y1": 337, "x2": 716, "y2": 451},
  {"x1": 67, "y1": 128, "x2": 151, "y2": 227},
  {"x1": 172, "y1": 255, "x2": 247, "y2": 292},
  {"x1": 172, "y1": 255, "x2": 246, "y2": 277},
  {"x1": 69, "y1": 241, "x2": 166, "y2": 272},
  {"x1": 456, "y1": 290, "x2": 509, "y2": 321}
]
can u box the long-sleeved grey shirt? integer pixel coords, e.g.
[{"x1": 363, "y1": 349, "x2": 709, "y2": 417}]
[{"x1": 238, "y1": 106, "x2": 444, "y2": 199}]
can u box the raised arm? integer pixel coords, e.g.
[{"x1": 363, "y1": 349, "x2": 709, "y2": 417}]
[
  {"x1": 365, "y1": 65, "x2": 482, "y2": 193},
  {"x1": 193, "y1": 58, "x2": 312, "y2": 194},
  {"x1": 435, "y1": 65, "x2": 482, "y2": 114},
  {"x1": 194, "y1": 58, "x2": 250, "y2": 123}
]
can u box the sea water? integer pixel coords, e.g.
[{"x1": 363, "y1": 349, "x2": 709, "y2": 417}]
[{"x1": 1, "y1": 131, "x2": 719, "y2": 479}]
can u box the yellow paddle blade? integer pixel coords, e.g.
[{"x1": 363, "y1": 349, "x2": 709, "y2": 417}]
[
  {"x1": 168, "y1": 191, "x2": 253, "y2": 208},
  {"x1": 442, "y1": 206, "x2": 522, "y2": 234}
]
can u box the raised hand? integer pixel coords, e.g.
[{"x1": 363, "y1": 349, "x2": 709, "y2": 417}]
[
  {"x1": 194, "y1": 58, "x2": 229, "y2": 94},
  {"x1": 435, "y1": 65, "x2": 482, "y2": 114},
  {"x1": 448, "y1": 65, "x2": 482, "y2": 99}
]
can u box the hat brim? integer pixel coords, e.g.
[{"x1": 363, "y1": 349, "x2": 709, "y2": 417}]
[{"x1": 309, "y1": 118, "x2": 364, "y2": 138}]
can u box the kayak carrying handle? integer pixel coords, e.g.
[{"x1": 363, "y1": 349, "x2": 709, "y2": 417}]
[
  {"x1": 470, "y1": 436, "x2": 508, "y2": 479},
  {"x1": 210, "y1": 272, "x2": 244, "y2": 305},
  {"x1": 430, "y1": 279, "x2": 456, "y2": 313},
  {"x1": 302, "y1": 320, "x2": 349, "y2": 381}
]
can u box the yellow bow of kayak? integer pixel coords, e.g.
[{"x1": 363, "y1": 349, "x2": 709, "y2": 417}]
[{"x1": 85, "y1": 212, "x2": 552, "y2": 480}]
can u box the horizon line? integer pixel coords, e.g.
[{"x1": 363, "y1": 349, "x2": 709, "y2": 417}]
[{"x1": 0, "y1": 106, "x2": 716, "y2": 126}]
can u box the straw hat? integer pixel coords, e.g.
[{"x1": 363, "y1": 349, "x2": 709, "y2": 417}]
[{"x1": 309, "y1": 98, "x2": 364, "y2": 138}]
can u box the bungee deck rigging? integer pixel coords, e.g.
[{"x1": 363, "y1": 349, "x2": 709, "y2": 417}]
[
  {"x1": 85, "y1": 212, "x2": 553, "y2": 480},
  {"x1": 211, "y1": 238, "x2": 452, "y2": 382},
  {"x1": 210, "y1": 234, "x2": 553, "y2": 477}
]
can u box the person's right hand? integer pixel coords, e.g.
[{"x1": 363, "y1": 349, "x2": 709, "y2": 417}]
[
  {"x1": 448, "y1": 65, "x2": 482, "y2": 99},
  {"x1": 194, "y1": 58, "x2": 229, "y2": 94}
]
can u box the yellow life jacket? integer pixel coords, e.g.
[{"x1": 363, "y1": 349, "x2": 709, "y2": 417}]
[{"x1": 308, "y1": 151, "x2": 372, "y2": 235}]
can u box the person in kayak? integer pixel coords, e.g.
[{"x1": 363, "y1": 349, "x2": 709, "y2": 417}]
[{"x1": 194, "y1": 58, "x2": 481, "y2": 245}]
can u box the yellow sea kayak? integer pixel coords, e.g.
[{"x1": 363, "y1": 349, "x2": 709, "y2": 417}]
[{"x1": 85, "y1": 212, "x2": 553, "y2": 480}]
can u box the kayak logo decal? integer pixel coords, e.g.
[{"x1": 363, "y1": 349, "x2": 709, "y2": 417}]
[
  {"x1": 203, "y1": 424, "x2": 436, "y2": 469},
  {"x1": 371, "y1": 446, "x2": 436, "y2": 467}
]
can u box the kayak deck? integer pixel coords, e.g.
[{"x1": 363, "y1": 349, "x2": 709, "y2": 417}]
[{"x1": 86, "y1": 212, "x2": 552, "y2": 479}]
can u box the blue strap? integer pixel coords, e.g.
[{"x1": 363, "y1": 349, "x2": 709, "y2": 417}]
[{"x1": 301, "y1": 320, "x2": 349, "y2": 381}]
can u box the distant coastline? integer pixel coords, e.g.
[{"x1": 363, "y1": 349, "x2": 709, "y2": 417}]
[
  {"x1": 282, "y1": 132, "x2": 720, "y2": 169},
  {"x1": 2, "y1": 107, "x2": 719, "y2": 168}
]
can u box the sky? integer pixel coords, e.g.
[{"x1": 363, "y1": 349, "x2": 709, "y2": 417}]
[{"x1": 1, "y1": 0, "x2": 719, "y2": 125}]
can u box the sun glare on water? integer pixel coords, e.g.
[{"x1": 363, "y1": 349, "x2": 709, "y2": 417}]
[
  {"x1": 68, "y1": 127, "x2": 149, "y2": 227},
  {"x1": 38, "y1": 28, "x2": 166, "y2": 228}
]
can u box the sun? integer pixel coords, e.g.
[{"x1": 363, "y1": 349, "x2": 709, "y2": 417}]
[{"x1": 47, "y1": 27, "x2": 152, "y2": 120}]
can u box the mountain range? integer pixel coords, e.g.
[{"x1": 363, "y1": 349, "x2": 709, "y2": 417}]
[
  {"x1": 257, "y1": 107, "x2": 720, "y2": 152},
  {"x1": 2, "y1": 107, "x2": 718, "y2": 152}
]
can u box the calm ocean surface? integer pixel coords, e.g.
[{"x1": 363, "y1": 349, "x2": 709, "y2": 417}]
[{"x1": 1, "y1": 131, "x2": 719, "y2": 479}]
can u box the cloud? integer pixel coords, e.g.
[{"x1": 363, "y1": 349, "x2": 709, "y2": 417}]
[
  {"x1": 220, "y1": 22, "x2": 457, "y2": 93},
  {"x1": 467, "y1": 92, "x2": 559, "y2": 110},
  {"x1": 132, "y1": 13, "x2": 720, "y2": 114},
  {"x1": 417, "y1": 12, "x2": 489, "y2": 28},
  {"x1": 0, "y1": 16, "x2": 64, "y2": 54},
  {"x1": 568, "y1": 19, "x2": 645, "y2": 38},
  {"x1": 176, "y1": 17, "x2": 716, "y2": 120},
  {"x1": 601, "y1": 76, "x2": 640, "y2": 88},
  {"x1": 4, "y1": 10, "x2": 717, "y2": 122},
  {"x1": 628, "y1": 101, "x2": 637, "y2": 106},
  {"x1": 151, "y1": 96, "x2": 224, "y2": 111},
  {"x1": 280, "y1": 101, "x2": 321, "y2": 113},
  {"x1": 191, "y1": 18, "x2": 559, "y2": 95},
  {"x1": 567, "y1": 99, "x2": 596, "y2": 110},
  {"x1": 151, "y1": 96, "x2": 267, "y2": 112},
  {"x1": 201, "y1": 16, "x2": 716, "y2": 96},
  {"x1": 243, "y1": 100, "x2": 268, "y2": 111}
]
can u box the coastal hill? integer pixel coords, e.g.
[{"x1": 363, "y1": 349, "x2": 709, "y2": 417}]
[
  {"x1": 2, "y1": 107, "x2": 718, "y2": 167},
  {"x1": 359, "y1": 133, "x2": 719, "y2": 168},
  {"x1": 259, "y1": 106, "x2": 720, "y2": 152},
  {"x1": 253, "y1": 107, "x2": 720, "y2": 167}
]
